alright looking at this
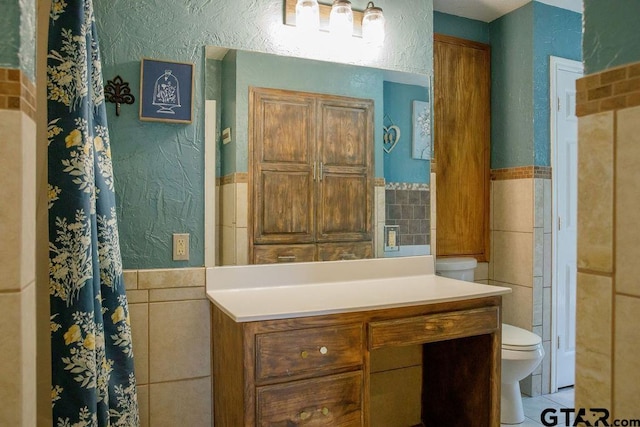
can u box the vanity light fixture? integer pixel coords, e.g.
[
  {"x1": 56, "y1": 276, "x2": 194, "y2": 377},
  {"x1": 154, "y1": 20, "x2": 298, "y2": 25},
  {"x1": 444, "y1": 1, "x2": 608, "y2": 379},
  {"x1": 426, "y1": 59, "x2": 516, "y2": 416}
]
[
  {"x1": 362, "y1": 2, "x2": 385, "y2": 46},
  {"x1": 329, "y1": 0, "x2": 354, "y2": 39},
  {"x1": 295, "y1": 0, "x2": 320, "y2": 33},
  {"x1": 285, "y1": 0, "x2": 376, "y2": 40}
]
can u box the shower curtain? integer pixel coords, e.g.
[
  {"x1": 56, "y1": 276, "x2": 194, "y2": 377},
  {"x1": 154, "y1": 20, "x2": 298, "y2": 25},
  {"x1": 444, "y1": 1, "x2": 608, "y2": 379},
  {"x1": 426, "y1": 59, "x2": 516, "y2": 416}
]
[{"x1": 47, "y1": 0, "x2": 139, "y2": 425}]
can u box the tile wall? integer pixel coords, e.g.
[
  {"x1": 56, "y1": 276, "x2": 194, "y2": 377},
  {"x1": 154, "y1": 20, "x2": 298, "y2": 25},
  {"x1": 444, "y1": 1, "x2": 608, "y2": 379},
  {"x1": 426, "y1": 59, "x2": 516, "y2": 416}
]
[
  {"x1": 575, "y1": 61, "x2": 640, "y2": 418},
  {"x1": 0, "y1": 67, "x2": 36, "y2": 426},
  {"x1": 489, "y1": 167, "x2": 553, "y2": 396},
  {"x1": 384, "y1": 182, "x2": 431, "y2": 247},
  {"x1": 123, "y1": 267, "x2": 211, "y2": 427}
]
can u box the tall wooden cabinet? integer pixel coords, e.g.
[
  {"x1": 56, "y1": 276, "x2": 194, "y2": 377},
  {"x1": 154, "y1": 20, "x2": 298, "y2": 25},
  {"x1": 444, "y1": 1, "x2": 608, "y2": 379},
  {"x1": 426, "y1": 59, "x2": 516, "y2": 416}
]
[
  {"x1": 249, "y1": 87, "x2": 374, "y2": 264},
  {"x1": 434, "y1": 34, "x2": 491, "y2": 262}
]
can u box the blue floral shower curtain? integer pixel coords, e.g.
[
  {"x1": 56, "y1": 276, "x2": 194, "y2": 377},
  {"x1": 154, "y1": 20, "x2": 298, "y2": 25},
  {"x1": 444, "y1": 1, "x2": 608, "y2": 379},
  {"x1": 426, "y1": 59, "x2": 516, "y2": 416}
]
[{"x1": 47, "y1": 0, "x2": 139, "y2": 425}]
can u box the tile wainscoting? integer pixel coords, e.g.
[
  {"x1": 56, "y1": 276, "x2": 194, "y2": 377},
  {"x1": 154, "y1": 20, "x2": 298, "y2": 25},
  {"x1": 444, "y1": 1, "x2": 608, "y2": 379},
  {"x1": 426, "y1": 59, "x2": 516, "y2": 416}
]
[
  {"x1": 0, "y1": 67, "x2": 36, "y2": 426},
  {"x1": 490, "y1": 166, "x2": 553, "y2": 397},
  {"x1": 123, "y1": 267, "x2": 211, "y2": 427},
  {"x1": 575, "y1": 61, "x2": 640, "y2": 418}
]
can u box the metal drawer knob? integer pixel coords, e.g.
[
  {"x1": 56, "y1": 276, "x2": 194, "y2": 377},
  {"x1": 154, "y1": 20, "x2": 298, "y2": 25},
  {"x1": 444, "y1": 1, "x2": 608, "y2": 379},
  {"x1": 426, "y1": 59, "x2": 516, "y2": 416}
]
[
  {"x1": 301, "y1": 350, "x2": 308, "y2": 359},
  {"x1": 319, "y1": 346, "x2": 328, "y2": 355}
]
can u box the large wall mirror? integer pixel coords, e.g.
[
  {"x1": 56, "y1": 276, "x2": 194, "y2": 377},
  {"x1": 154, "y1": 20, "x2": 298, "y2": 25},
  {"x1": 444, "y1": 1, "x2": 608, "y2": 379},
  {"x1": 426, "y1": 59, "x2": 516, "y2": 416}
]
[{"x1": 204, "y1": 46, "x2": 432, "y2": 266}]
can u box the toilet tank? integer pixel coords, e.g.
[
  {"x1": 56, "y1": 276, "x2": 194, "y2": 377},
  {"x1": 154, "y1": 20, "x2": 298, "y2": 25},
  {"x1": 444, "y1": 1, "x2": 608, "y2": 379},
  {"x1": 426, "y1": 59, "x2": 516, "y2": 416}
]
[{"x1": 435, "y1": 257, "x2": 477, "y2": 282}]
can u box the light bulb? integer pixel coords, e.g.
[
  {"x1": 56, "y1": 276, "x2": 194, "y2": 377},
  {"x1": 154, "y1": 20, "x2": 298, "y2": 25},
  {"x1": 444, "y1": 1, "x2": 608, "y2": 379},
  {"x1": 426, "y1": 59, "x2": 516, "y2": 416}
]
[
  {"x1": 329, "y1": 0, "x2": 353, "y2": 39},
  {"x1": 362, "y1": 2, "x2": 385, "y2": 46},
  {"x1": 295, "y1": 0, "x2": 320, "y2": 33}
]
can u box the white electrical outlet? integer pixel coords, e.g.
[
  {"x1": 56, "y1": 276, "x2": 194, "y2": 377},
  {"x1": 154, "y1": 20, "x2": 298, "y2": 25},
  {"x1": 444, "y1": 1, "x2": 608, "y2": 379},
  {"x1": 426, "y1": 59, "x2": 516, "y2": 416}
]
[{"x1": 173, "y1": 233, "x2": 190, "y2": 261}]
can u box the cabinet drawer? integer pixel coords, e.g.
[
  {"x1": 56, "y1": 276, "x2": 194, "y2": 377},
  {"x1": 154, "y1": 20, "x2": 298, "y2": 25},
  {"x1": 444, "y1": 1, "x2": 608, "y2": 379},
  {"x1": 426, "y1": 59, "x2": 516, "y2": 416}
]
[
  {"x1": 317, "y1": 241, "x2": 372, "y2": 261},
  {"x1": 256, "y1": 371, "x2": 363, "y2": 426},
  {"x1": 256, "y1": 324, "x2": 364, "y2": 381},
  {"x1": 253, "y1": 244, "x2": 315, "y2": 264},
  {"x1": 368, "y1": 306, "x2": 499, "y2": 350}
]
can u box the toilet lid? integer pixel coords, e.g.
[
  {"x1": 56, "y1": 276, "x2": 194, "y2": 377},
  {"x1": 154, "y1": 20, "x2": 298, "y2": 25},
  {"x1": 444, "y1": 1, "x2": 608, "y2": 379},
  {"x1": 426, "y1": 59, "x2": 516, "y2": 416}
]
[
  {"x1": 434, "y1": 257, "x2": 477, "y2": 271},
  {"x1": 502, "y1": 324, "x2": 542, "y2": 351}
]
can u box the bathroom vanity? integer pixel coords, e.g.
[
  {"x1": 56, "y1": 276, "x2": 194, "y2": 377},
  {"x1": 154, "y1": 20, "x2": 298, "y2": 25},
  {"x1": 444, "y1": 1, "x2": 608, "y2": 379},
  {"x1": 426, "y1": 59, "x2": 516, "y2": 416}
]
[{"x1": 207, "y1": 256, "x2": 510, "y2": 427}]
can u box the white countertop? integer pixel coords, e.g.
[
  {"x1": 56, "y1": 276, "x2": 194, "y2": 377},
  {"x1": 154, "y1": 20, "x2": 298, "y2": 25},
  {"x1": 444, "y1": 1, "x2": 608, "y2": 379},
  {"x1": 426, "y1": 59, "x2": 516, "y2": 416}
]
[{"x1": 206, "y1": 256, "x2": 511, "y2": 322}]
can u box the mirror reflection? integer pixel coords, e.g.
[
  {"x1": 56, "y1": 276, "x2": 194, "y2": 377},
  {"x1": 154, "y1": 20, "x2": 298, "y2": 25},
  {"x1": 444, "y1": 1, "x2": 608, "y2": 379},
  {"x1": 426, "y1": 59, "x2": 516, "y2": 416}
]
[{"x1": 204, "y1": 48, "x2": 432, "y2": 266}]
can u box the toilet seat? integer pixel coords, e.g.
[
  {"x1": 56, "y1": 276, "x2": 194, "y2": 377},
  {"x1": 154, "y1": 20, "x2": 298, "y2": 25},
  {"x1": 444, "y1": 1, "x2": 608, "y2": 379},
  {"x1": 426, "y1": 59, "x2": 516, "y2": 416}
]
[{"x1": 502, "y1": 323, "x2": 542, "y2": 351}]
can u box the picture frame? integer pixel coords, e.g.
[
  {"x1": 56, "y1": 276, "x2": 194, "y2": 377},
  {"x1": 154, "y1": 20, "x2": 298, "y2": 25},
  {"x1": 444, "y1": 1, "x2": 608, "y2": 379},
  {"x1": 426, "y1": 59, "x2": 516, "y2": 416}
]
[
  {"x1": 139, "y1": 58, "x2": 194, "y2": 124},
  {"x1": 412, "y1": 100, "x2": 432, "y2": 160}
]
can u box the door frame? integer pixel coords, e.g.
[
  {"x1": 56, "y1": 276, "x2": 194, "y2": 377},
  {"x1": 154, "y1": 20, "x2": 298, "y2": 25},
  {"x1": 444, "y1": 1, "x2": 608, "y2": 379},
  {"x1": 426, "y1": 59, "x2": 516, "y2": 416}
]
[
  {"x1": 550, "y1": 55, "x2": 583, "y2": 393},
  {"x1": 204, "y1": 100, "x2": 217, "y2": 267}
]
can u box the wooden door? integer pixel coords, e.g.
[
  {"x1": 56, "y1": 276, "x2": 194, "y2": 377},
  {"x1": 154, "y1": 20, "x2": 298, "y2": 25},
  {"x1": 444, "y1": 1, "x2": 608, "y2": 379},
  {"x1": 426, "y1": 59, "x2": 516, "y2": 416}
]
[
  {"x1": 434, "y1": 34, "x2": 491, "y2": 261},
  {"x1": 316, "y1": 97, "x2": 374, "y2": 243},
  {"x1": 251, "y1": 88, "x2": 316, "y2": 245}
]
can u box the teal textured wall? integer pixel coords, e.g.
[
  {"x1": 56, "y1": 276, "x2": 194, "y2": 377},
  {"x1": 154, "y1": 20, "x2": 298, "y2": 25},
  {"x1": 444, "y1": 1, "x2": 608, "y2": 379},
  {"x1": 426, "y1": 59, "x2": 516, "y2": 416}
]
[
  {"x1": 433, "y1": 11, "x2": 489, "y2": 44},
  {"x1": 94, "y1": 0, "x2": 434, "y2": 269},
  {"x1": 383, "y1": 81, "x2": 429, "y2": 183},
  {"x1": 0, "y1": 0, "x2": 35, "y2": 81},
  {"x1": 583, "y1": 0, "x2": 640, "y2": 74},
  {"x1": 533, "y1": 2, "x2": 582, "y2": 166},
  {"x1": 0, "y1": 0, "x2": 21, "y2": 69},
  {"x1": 490, "y1": 2, "x2": 582, "y2": 169},
  {"x1": 490, "y1": 3, "x2": 534, "y2": 169}
]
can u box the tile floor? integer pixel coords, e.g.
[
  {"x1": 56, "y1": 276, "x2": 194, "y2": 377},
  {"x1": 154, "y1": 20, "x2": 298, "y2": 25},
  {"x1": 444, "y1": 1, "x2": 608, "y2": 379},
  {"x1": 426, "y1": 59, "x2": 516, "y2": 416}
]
[{"x1": 502, "y1": 387, "x2": 575, "y2": 426}]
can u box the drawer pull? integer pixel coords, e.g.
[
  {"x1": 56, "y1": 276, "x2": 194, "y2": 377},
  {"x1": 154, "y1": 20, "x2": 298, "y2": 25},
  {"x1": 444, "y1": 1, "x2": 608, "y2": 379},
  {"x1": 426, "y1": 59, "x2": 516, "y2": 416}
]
[
  {"x1": 340, "y1": 252, "x2": 356, "y2": 260},
  {"x1": 298, "y1": 407, "x2": 330, "y2": 421},
  {"x1": 301, "y1": 346, "x2": 328, "y2": 358},
  {"x1": 277, "y1": 255, "x2": 296, "y2": 262}
]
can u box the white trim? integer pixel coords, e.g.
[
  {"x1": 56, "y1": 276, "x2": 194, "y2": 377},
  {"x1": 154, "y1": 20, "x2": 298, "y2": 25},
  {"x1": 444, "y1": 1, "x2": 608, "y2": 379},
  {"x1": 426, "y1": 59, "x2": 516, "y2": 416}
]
[
  {"x1": 549, "y1": 55, "x2": 583, "y2": 393},
  {"x1": 536, "y1": 0, "x2": 582, "y2": 14},
  {"x1": 204, "y1": 100, "x2": 217, "y2": 267}
]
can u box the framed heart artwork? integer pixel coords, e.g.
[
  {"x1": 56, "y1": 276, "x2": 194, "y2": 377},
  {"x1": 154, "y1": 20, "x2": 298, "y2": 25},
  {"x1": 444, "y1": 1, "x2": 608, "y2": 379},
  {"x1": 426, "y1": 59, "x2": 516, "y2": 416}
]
[{"x1": 383, "y1": 124, "x2": 401, "y2": 153}]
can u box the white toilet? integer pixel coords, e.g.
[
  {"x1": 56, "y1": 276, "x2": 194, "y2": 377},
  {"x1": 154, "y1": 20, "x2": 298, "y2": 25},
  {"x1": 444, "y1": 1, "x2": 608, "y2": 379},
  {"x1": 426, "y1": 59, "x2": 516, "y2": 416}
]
[{"x1": 434, "y1": 257, "x2": 545, "y2": 425}]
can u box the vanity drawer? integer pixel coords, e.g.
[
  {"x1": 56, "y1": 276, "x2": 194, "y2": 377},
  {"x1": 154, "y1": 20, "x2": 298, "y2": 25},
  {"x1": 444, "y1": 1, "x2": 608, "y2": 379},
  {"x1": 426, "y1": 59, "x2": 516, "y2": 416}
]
[
  {"x1": 368, "y1": 306, "x2": 499, "y2": 349},
  {"x1": 255, "y1": 324, "x2": 364, "y2": 381},
  {"x1": 253, "y1": 244, "x2": 316, "y2": 264},
  {"x1": 256, "y1": 371, "x2": 363, "y2": 426},
  {"x1": 317, "y1": 241, "x2": 373, "y2": 261}
]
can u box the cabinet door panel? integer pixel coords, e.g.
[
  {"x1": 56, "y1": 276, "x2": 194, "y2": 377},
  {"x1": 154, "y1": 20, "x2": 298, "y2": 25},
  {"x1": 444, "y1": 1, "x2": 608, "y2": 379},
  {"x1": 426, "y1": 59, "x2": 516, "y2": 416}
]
[
  {"x1": 256, "y1": 371, "x2": 363, "y2": 427},
  {"x1": 251, "y1": 88, "x2": 374, "y2": 259},
  {"x1": 434, "y1": 35, "x2": 490, "y2": 261},
  {"x1": 316, "y1": 97, "x2": 373, "y2": 242},
  {"x1": 252, "y1": 88, "x2": 317, "y2": 246},
  {"x1": 260, "y1": 99, "x2": 313, "y2": 164},
  {"x1": 254, "y1": 169, "x2": 314, "y2": 243},
  {"x1": 319, "y1": 102, "x2": 369, "y2": 167},
  {"x1": 317, "y1": 173, "x2": 371, "y2": 241}
]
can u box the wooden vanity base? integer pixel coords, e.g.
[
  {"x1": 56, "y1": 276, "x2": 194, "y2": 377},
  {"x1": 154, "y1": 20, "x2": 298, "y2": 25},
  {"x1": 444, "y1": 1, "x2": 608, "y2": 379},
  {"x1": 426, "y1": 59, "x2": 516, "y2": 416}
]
[{"x1": 212, "y1": 296, "x2": 502, "y2": 426}]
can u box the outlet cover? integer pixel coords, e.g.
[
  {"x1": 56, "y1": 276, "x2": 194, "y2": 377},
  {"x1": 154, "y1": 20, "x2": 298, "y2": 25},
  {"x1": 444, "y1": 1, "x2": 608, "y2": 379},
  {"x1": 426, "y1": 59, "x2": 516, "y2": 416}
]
[{"x1": 173, "y1": 233, "x2": 190, "y2": 261}]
